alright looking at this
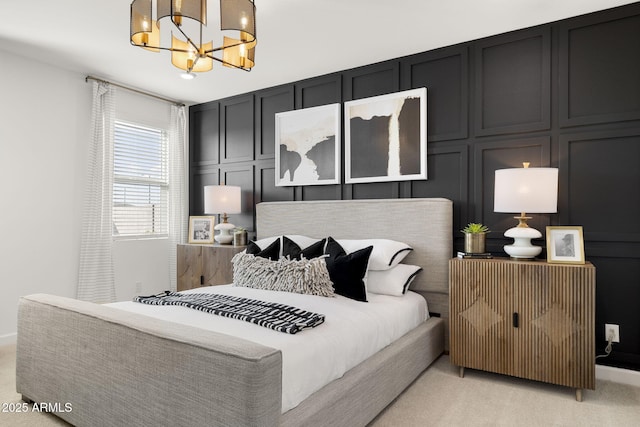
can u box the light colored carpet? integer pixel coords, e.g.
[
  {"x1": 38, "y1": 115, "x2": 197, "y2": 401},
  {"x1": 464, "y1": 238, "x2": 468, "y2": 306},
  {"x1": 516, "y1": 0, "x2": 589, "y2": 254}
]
[
  {"x1": 0, "y1": 344, "x2": 69, "y2": 426},
  {"x1": 370, "y1": 356, "x2": 640, "y2": 427},
  {"x1": 1, "y1": 343, "x2": 639, "y2": 426}
]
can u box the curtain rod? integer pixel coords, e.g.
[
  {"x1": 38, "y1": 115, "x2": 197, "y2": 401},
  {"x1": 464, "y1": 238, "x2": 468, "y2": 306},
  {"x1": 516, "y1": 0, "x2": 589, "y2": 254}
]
[{"x1": 85, "y1": 75, "x2": 186, "y2": 107}]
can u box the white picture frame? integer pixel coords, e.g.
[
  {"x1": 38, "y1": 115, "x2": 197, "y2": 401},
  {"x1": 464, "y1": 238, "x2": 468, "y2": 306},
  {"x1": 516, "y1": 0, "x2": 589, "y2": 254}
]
[
  {"x1": 274, "y1": 103, "x2": 341, "y2": 186},
  {"x1": 344, "y1": 87, "x2": 427, "y2": 184},
  {"x1": 188, "y1": 216, "x2": 216, "y2": 244}
]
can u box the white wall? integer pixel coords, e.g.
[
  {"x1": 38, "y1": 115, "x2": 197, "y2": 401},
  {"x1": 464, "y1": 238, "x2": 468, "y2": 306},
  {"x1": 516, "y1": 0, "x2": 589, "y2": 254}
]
[{"x1": 0, "y1": 49, "x2": 171, "y2": 344}]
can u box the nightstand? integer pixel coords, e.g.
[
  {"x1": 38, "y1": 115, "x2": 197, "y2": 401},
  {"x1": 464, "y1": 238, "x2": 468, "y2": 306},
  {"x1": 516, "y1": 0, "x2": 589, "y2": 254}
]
[
  {"x1": 177, "y1": 244, "x2": 245, "y2": 291},
  {"x1": 449, "y1": 257, "x2": 595, "y2": 401}
]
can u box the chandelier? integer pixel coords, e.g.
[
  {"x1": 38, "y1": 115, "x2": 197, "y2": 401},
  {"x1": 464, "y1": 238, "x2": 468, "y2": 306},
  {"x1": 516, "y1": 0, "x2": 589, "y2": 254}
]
[{"x1": 130, "y1": 0, "x2": 256, "y2": 78}]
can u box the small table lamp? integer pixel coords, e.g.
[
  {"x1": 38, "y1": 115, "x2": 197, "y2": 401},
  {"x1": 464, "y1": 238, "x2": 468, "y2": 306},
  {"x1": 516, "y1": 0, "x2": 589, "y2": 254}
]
[
  {"x1": 204, "y1": 185, "x2": 241, "y2": 245},
  {"x1": 494, "y1": 163, "x2": 558, "y2": 259}
]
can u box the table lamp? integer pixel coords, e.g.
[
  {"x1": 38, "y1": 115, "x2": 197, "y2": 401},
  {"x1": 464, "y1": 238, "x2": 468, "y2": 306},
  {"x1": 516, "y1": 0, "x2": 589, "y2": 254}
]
[
  {"x1": 204, "y1": 185, "x2": 241, "y2": 244},
  {"x1": 494, "y1": 163, "x2": 558, "y2": 259}
]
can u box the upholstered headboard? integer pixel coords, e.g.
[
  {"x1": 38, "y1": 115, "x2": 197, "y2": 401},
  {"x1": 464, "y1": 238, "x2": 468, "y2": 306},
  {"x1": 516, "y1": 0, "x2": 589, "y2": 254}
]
[{"x1": 256, "y1": 198, "x2": 453, "y2": 318}]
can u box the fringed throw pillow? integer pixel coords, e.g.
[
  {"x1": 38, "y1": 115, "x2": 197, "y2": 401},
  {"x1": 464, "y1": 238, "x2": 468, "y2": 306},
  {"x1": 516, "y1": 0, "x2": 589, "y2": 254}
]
[{"x1": 232, "y1": 252, "x2": 335, "y2": 297}]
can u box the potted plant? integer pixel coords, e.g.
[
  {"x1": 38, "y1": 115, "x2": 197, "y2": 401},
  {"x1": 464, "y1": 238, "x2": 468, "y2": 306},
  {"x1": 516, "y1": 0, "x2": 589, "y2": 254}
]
[
  {"x1": 461, "y1": 223, "x2": 489, "y2": 254},
  {"x1": 233, "y1": 227, "x2": 248, "y2": 247}
]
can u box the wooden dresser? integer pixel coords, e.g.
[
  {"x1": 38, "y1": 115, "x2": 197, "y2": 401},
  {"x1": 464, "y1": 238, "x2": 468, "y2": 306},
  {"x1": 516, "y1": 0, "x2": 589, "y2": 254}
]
[
  {"x1": 449, "y1": 257, "x2": 595, "y2": 401},
  {"x1": 177, "y1": 244, "x2": 245, "y2": 291}
]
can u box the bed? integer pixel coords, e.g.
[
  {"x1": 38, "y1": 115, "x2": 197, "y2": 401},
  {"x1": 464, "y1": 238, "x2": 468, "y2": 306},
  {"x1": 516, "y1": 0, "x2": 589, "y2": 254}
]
[{"x1": 16, "y1": 198, "x2": 452, "y2": 426}]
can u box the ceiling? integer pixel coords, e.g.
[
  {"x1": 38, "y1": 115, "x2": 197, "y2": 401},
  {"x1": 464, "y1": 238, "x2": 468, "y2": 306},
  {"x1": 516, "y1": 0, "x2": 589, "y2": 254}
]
[{"x1": 0, "y1": 0, "x2": 635, "y2": 105}]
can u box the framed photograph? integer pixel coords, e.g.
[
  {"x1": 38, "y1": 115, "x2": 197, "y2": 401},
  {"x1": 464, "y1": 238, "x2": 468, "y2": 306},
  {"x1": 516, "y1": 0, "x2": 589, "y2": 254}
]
[
  {"x1": 188, "y1": 216, "x2": 216, "y2": 244},
  {"x1": 344, "y1": 87, "x2": 427, "y2": 184},
  {"x1": 275, "y1": 103, "x2": 341, "y2": 186},
  {"x1": 546, "y1": 226, "x2": 585, "y2": 264}
]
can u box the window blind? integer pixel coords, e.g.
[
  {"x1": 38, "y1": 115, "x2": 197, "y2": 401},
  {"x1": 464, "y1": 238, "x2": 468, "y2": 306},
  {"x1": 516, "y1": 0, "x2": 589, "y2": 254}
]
[{"x1": 113, "y1": 121, "x2": 168, "y2": 237}]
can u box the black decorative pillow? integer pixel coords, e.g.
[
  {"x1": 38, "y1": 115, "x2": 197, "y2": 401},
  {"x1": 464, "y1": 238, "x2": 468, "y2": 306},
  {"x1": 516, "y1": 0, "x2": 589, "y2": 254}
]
[
  {"x1": 246, "y1": 238, "x2": 281, "y2": 260},
  {"x1": 282, "y1": 236, "x2": 326, "y2": 260},
  {"x1": 324, "y1": 237, "x2": 373, "y2": 302}
]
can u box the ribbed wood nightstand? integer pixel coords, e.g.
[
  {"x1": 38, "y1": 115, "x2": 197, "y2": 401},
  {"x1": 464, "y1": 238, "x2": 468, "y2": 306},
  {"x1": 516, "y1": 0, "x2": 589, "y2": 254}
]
[
  {"x1": 177, "y1": 244, "x2": 245, "y2": 291},
  {"x1": 449, "y1": 257, "x2": 595, "y2": 401}
]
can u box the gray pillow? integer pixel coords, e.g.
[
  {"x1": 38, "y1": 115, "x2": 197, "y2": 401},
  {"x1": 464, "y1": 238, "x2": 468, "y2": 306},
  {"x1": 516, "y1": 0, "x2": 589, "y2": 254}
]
[{"x1": 232, "y1": 252, "x2": 335, "y2": 297}]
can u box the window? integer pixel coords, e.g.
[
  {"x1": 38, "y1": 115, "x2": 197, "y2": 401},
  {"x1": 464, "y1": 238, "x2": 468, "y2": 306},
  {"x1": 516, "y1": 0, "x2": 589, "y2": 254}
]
[{"x1": 113, "y1": 121, "x2": 168, "y2": 238}]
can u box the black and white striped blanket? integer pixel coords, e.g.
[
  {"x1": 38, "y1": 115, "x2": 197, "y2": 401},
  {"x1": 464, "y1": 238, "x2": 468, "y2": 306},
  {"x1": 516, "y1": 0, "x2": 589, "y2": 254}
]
[{"x1": 134, "y1": 291, "x2": 325, "y2": 334}]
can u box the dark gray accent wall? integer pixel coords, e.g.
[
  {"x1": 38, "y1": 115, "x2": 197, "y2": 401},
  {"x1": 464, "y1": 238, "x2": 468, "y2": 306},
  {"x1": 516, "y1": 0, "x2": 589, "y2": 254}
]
[{"x1": 188, "y1": 3, "x2": 640, "y2": 371}]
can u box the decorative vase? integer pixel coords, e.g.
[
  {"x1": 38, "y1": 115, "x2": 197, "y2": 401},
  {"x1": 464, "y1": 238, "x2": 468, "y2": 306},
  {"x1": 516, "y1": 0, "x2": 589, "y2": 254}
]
[{"x1": 464, "y1": 233, "x2": 486, "y2": 254}]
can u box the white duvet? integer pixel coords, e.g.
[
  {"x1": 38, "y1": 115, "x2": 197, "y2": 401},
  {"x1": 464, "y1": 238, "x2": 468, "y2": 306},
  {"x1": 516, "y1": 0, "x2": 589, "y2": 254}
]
[{"x1": 109, "y1": 285, "x2": 428, "y2": 413}]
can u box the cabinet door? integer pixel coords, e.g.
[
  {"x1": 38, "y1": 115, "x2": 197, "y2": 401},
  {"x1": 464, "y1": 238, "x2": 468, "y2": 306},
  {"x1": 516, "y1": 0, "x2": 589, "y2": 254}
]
[
  {"x1": 201, "y1": 246, "x2": 242, "y2": 286},
  {"x1": 177, "y1": 245, "x2": 203, "y2": 291},
  {"x1": 450, "y1": 260, "x2": 516, "y2": 376},
  {"x1": 515, "y1": 264, "x2": 595, "y2": 389}
]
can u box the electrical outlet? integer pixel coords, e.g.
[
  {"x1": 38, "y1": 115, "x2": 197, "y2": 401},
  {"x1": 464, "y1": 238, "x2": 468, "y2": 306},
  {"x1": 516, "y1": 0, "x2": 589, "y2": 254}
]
[
  {"x1": 135, "y1": 281, "x2": 142, "y2": 293},
  {"x1": 605, "y1": 324, "x2": 620, "y2": 343}
]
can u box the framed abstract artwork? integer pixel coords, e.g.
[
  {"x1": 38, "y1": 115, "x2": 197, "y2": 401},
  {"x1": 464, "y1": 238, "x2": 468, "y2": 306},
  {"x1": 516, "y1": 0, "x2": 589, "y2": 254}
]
[
  {"x1": 344, "y1": 87, "x2": 427, "y2": 184},
  {"x1": 275, "y1": 103, "x2": 341, "y2": 186}
]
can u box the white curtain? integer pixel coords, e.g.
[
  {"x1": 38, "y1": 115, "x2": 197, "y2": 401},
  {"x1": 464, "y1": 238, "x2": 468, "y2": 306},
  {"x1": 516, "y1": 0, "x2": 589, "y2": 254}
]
[
  {"x1": 167, "y1": 104, "x2": 187, "y2": 291},
  {"x1": 77, "y1": 82, "x2": 117, "y2": 302}
]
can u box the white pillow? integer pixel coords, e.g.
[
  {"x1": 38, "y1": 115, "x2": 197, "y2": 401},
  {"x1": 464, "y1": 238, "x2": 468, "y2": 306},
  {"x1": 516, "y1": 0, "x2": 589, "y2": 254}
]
[
  {"x1": 367, "y1": 264, "x2": 423, "y2": 296},
  {"x1": 336, "y1": 239, "x2": 413, "y2": 270}
]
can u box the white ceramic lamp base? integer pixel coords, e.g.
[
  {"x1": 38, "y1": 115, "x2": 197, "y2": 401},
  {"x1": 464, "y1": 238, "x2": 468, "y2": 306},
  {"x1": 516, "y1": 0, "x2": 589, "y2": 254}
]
[
  {"x1": 503, "y1": 226, "x2": 542, "y2": 259},
  {"x1": 214, "y1": 222, "x2": 235, "y2": 245}
]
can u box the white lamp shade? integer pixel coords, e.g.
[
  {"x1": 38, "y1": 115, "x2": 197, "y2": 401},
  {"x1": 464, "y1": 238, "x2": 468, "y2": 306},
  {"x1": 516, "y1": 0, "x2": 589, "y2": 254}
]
[
  {"x1": 204, "y1": 185, "x2": 241, "y2": 214},
  {"x1": 494, "y1": 167, "x2": 558, "y2": 214}
]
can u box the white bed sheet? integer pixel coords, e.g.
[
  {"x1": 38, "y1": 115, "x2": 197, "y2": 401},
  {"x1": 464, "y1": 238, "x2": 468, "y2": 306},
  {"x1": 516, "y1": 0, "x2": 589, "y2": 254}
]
[{"x1": 108, "y1": 286, "x2": 428, "y2": 413}]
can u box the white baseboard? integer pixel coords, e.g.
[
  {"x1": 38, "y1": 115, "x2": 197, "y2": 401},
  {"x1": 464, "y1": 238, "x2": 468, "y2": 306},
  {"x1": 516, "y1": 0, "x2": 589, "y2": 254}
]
[
  {"x1": 0, "y1": 333, "x2": 17, "y2": 347},
  {"x1": 596, "y1": 364, "x2": 640, "y2": 387}
]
